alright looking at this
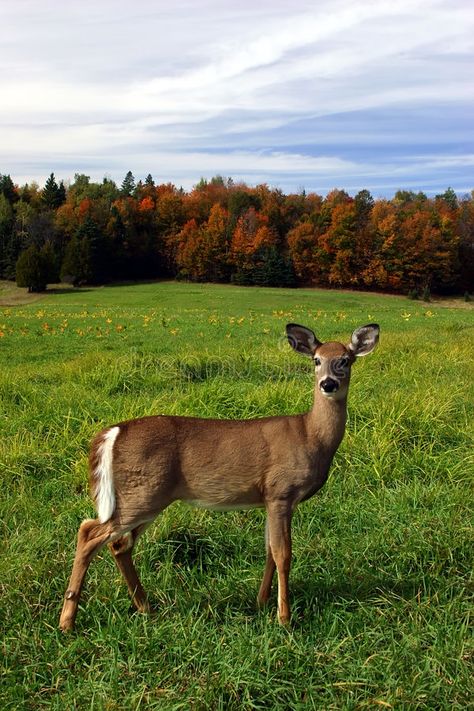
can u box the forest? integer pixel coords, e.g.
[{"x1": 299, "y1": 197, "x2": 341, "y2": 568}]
[{"x1": 0, "y1": 171, "x2": 472, "y2": 295}]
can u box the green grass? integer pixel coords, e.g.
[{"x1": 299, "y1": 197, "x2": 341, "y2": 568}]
[{"x1": 0, "y1": 281, "x2": 473, "y2": 710}]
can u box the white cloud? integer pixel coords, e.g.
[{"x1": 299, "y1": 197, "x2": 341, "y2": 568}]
[{"x1": 0, "y1": 0, "x2": 473, "y2": 194}]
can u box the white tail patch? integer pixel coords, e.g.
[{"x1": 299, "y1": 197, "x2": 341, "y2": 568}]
[{"x1": 94, "y1": 426, "x2": 120, "y2": 523}]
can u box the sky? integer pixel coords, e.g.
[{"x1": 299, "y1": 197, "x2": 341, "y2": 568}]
[{"x1": 1, "y1": 0, "x2": 473, "y2": 197}]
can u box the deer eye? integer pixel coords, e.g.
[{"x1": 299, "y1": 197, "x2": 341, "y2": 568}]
[
  {"x1": 339, "y1": 357, "x2": 349, "y2": 368},
  {"x1": 314, "y1": 357, "x2": 321, "y2": 367}
]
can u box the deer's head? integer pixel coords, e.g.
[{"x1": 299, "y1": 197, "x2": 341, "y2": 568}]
[{"x1": 286, "y1": 323, "x2": 379, "y2": 400}]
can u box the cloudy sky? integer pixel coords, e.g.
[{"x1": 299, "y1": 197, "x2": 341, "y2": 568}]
[{"x1": 1, "y1": 0, "x2": 473, "y2": 196}]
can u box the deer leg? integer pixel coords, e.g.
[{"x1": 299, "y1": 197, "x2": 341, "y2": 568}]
[
  {"x1": 59, "y1": 518, "x2": 116, "y2": 632},
  {"x1": 108, "y1": 523, "x2": 151, "y2": 613},
  {"x1": 257, "y1": 518, "x2": 276, "y2": 607},
  {"x1": 266, "y1": 502, "x2": 292, "y2": 625}
]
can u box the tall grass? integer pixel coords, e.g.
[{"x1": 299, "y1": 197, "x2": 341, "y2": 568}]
[{"x1": 1, "y1": 282, "x2": 473, "y2": 709}]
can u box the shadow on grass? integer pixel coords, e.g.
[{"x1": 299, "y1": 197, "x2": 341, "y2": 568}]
[
  {"x1": 149, "y1": 530, "x2": 237, "y2": 572},
  {"x1": 290, "y1": 574, "x2": 425, "y2": 627},
  {"x1": 46, "y1": 287, "x2": 93, "y2": 295},
  {"x1": 141, "y1": 531, "x2": 429, "y2": 623}
]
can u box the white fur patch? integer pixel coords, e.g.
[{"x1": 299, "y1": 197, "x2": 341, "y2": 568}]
[{"x1": 95, "y1": 426, "x2": 120, "y2": 523}]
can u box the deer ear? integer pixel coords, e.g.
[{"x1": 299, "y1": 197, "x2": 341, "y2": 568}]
[
  {"x1": 286, "y1": 323, "x2": 322, "y2": 357},
  {"x1": 348, "y1": 324, "x2": 380, "y2": 357}
]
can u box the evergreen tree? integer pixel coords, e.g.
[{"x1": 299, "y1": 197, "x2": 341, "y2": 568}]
[
  {"x1": 145, "y1": 173, "x2": 155, "y2": 187},
  {"x1": 107, "y1": 204, "x2": 127, "y2": 278},
  {"x1": 41, "y1": 241, "x2": 60, "y2": 283},
  {"x1": 59, "y1": 216, "x2": 110, "y2": 285},
  {"x1": 354, "y1": 189, "x2": 374, "y2": 223},
  {"x1": 436, "y1": 187, "x2": 458, "y2": 210},
  {"x1": 2, "y1": 199, "x2": 34, "y2": 279},
  {"x1": 253, "y1": 246, "x2": 296, "y2": 287},
  {"x1": 0, "y1": 194, "x2": 14, "y2": 278},
  {"x1": 121, "y1": 171, "x2": 135, "y2": 197},
  {"x1": 57, "y1": 180, "x2": 67, "y2": 206},
  {"x1": 42, "y1": 173, "x2": 64, "y2": 209},
  {"x1": 26, "y1": 211, "x2": 57, "y2": 248},
  {"x1": 60, "y1": 235, "x2": 92, "y2": 286},
  {"x1": 75, "y1": 216, "x2": 110, "y2": 283},
  {"x1": 2, "y1": 233, "x2": 24, "y2": 280},
  {"x1": 0, "y1": 174, "x2": 17, "y2": 203},
  {"x1": 16, "y1": 243, "x2": 56, "y2": 292}
]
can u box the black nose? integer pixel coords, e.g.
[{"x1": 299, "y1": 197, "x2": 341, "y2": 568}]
[{"x1": 320, "y1": 378, "x2": 339, "y2": 393}]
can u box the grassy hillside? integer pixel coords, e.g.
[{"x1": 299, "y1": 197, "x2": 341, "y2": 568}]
[{"x1": 1, "y1": 281, "x2": 473, "y2": 709}]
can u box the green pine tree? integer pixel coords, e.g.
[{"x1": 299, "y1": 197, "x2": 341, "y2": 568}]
[
  {"x1": 60, "y1": 235, "x2": 92, "y2": 286},
  {"x1": 0, "y1": 174, "x2": 17, "y2": 203},
  {"x1": 16, "y1": 244, "x2": 54, "y2": 292},
  {"x1": 42, "y1": 173, "x2": 65, "y2": 209},
  {"x1": 252, "y1": 246, "x2": 296, "y2": 287},
  {"x1": 121, "y1": 171, "x2": 136, "y2": 197},
  {"x1": 0, "y1": 194, "x2": 15, "y2": 278}
]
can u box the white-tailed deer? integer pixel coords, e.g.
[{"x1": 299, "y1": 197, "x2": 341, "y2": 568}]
[{"x1": 59, "y1": 322, "x2": 379, "y2": 631}]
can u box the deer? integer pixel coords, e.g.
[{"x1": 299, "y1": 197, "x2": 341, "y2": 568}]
[{"x1": 59, "y1": 322, "x2": 379, "y2": 631}]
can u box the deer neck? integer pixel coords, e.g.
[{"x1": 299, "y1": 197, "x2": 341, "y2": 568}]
[{"x1": 305, "y1": 386, "x2": 348, "y2": 455}]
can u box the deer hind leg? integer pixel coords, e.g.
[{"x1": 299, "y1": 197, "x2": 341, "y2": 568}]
[
  {"x1": 266, "y1": 502, "x2": 292, "y2": 625},
  {"x1": 108, "y1": 523, "x2": 151, "y2": 614},
  {"x1": 59, "y1": 518, "x2": 117, "y2": 632},
  {"x1": 257, "y1": 518, "x2": 276, "y2": 608}
]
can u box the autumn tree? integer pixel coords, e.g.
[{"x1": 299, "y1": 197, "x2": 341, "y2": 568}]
[
  {"x1": 229, "y1": 208, "x2": 290, "y2": 285},
  {"x1": 320, "y1": 202, "x2": 359, "y2": 285},
  {"x1": 199, "y1": 203, "x2": 230, "y2": 281},
  {"x1": 173, "y1": 219, "x2": 203, "y2": 280},
  {"x1": 186, "y1": 176, "x2": 229, "y2": 223},
  {"x1": 287, "y1": 194, "x2": 333, "y2": 286},
  {"x1": 156, "y1": 184, "x2": 186, "y2": 236},
  {"x1": 400, "y1": 204, "x2": 459, "y2": 292},
  {"x1": 367, "y1": 200, "x2": 402, "y2": 290},
  {"x1": 173, "y1": 204, "x2": 230, "y2": 282},
  {"x1": 287, "y1": 221, "x2": 321, "y2": 284}
]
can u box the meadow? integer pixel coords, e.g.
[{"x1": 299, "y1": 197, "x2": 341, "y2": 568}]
[{"x1": 0, "y1": 280, "x2": 472, "y2": 710}]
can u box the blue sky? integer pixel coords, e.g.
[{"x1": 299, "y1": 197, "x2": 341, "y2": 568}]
[{"x1": 1, "y1": 0, "x2": 472, "y2": 197}]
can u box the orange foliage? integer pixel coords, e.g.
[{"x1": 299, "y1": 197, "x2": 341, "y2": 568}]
[
  {"x1": 138, "y1": 196, "x2": 154, "y2": 212},
  {"x1": 78, "y1": 198, "x2": 92, "y2": 220}
]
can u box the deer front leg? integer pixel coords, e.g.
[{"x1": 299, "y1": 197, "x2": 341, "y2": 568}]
[
  {"x1": 266, "y1": 501, "x2": 292, "y2": 625},
  {"x1": 257, "y1": 518, "x2": 276, "y2": 607}
]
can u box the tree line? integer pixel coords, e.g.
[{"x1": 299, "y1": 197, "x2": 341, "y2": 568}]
[{"x1": 0, "y1": 171, "x2": 472, "y2": 295}]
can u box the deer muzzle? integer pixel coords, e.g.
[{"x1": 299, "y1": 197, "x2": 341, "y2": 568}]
[{"x1": 319, "y1": 377, "x2": 339, "y2": 394}]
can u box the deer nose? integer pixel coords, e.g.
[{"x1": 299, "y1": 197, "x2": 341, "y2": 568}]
[{"x1": 320, "y1": 378, "x2": 339, "y2": 393}]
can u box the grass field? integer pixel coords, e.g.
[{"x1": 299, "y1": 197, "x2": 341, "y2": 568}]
[{"x1": 0, "y1": 280, "x2": 473, "y2": 710}]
